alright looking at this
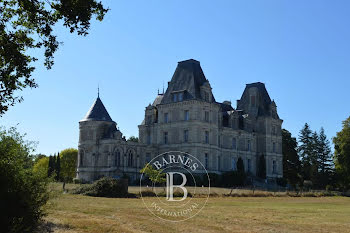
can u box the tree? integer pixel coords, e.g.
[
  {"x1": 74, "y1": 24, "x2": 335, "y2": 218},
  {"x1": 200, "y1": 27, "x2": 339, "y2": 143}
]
[
  {"x1": 257, "y1": 154, "x2": 266, "y2": 179},
  {"x1": 282, "y1": 129, "x2": 302, "y2": 189},
  {"x1": 140, "y1": 163, "x2": 166, "y2": 190},
  {"x1": 33, "y1": 156, "x2": 49, "y2": 177},
  {"x1": 0, "y1": 0, "x2": 109, "y2": 115},
  {"x1": 60, "y1": 148, "x2": 78, "y2": 182},
  {"x1": 333, "y1": 116, "x2": 350, "y2": 190},
  {"x1": 298, "y1": 123, "x2": 314, "y2": 180},
  {"x1": 316, "y1": 127, "x2": 333, "y2": 188},
  {"x1": 47, "y1": 155, "x2": 54, "y2": 177},
  {"x1": 56, "y1": 152, "x2": 61, "y2": 181},
  {"x1": 127, "y1": 136, "x2": 139, "y2": 142},
  {"x1": 0, "y1": 127, "x2": 49, "y2": 232}
]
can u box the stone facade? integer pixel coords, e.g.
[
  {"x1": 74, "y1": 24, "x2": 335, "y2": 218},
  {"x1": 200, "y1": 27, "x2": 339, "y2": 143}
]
[{"x1": 76, "y1": 59, "x2": 283, "y2": 183}]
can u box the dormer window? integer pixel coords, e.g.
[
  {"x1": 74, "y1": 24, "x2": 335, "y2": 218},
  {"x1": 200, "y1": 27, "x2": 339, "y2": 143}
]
[
  {"x1": 204, "y1": 92, "x2": 209, "y2": 102},
  {"x1": 178, "y1": 92, "x2": 183, "y2": 101},
  {"x1": 250, "y1": 95, "x2": 256, "y2": 106},
  {"x1": 173, "y1": 93, "x2": 177, "y2": 102},
  {"x1": 172, "y1": 91, "x2": 185, "y2": 102}
]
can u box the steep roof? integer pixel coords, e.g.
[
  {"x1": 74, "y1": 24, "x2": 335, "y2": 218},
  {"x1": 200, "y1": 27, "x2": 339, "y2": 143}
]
[
  {"x1": 81, "y1": 97, "x2": 113, "y2": 122},
  {"x1": 160, "y1": 59, "x2": 210, "y2": 104},
  {"x1": 237, "y1": 82, "x2": 273, "y2": 117}
]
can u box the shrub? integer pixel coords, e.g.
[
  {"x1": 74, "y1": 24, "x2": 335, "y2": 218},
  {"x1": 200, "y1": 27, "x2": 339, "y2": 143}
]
[
  {"x1": 140, "y1": 190, "x2": 156, "y2": 197},
  {"x1": 0, "y1": 127, "x2": 50, "y2": 233},
  {"x1": 73, "y1": 178, "x2": 82, "y2": 184},
  {"x1": 72, "y1": 177, "x2": 128, "y2": 198}
]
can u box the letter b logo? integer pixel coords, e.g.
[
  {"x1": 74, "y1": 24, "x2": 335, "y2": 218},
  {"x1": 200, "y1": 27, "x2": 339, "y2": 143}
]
[{"x1": 166, "y1": 172, "x2": 188, "y2": 201}]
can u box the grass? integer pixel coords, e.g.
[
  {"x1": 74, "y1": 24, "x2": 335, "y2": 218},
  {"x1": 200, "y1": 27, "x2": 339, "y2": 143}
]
[{"x1": 42, "y1": 183, "x2": 350, "y2": 233}]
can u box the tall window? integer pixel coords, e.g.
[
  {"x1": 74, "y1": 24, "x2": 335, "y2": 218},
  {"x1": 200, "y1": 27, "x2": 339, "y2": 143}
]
[
  {"x1": 218, "y1": 156, "x2": 221, "y2": 170},
  {"x1": 231, "y1": 158, "x2": 236, "y2": 170},
  {"x1": 173, "y1": 93, "x2": 177, "y2": 102},
  {"x1": 273, "y1": 142, "x2": 276, "y2": 153},
  {"x1": 250, "y1": 95, "x2": 256, "y2": 106},
  {"x1": 127, "y1": 151, "x2": 133, "y2": 167},
  {"x1": 247, "y1": 140, "x2": 251, "y2": 151},
  {"x1": 184, "y1": 110, "x2": 189, "y2": 121},
  {"x1": 273, "y1": 160, "x2": 277, "y2": 173},
  {"x1": 184, "y1": 130, "x2": 189, "y2": 143},
  {"x1": 205, "y1": 153, "x2": 209, "y2": 169},
  {"x1": 164, "y1": 132, "x2": 168, "y2": 144},
  {"x1": 146, "y1": 133, "x2": 151, "y2": 145},
  {"x1": 232, "y1": 137, "x2": 237, "y2": 149},
  {"x1": 247, "y1": 159, "x2": 251, "y2": 172},
  {"x1": 147, "y1": 115, "x2": 152, "y2": 124},
  {"x1": 164, "y1": 113, "x2": 168, "y2": 123},
  {"x1": 178, "y1": 92, "x2": 183, "y2": 101},
  {"x1": 79, "y1": 150, "x2": 84, "y2": 166},
  {"x1": 272, "y1": 126, "x2": 276, "y2": 135},
  {"x1": 205, "y1": 111, "x2": 209, "y2": 122},
  {"x1": 145, "y1": 153, "x2": 151, "y2": 163},
  {"x1": 205, "y1": 131, "x2": 209, "y2": 144},
  {"x1": 115, "y1": 150, "x2": 120, "y2": 166},
  {"x1": 204, "y1": 92, "x2": 209, "y2": 101}
]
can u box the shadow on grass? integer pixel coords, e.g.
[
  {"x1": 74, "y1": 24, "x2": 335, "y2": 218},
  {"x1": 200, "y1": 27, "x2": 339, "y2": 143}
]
[{"x1": 35, "y1": 221, "x2": 71, "y2": 233}]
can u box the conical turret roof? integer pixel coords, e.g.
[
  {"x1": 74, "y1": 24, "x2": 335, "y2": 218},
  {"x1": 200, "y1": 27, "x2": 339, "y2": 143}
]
[{"x1": 81, "y1": 97, "x2": 113, "y2": 122}]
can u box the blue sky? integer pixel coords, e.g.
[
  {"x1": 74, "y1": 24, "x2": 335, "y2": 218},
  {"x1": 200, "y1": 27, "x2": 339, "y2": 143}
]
[{"x1": 2, "y1": 0, "x2": 350, "y2": 155}]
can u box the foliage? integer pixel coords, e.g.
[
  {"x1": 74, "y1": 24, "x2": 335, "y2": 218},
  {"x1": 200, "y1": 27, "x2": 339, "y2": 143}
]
[
  {"x1": 221, "y1": 171, "x2": 245, "y2": 187},
  {"x1": 72, "y1": 177, "x2": 128, "y2": 198},
  {"x1": 0, "y1": 127, "x2": 49, "y2": 233},
  {"x1": 333, "y1": 116, "x2": 350, "y2": 190},
  {"x1": 282, "y1": 129, "x2": 302, "y2": 188},
  {"x1": 33, "y1": 156, "x2": 49, "y2": 177},
  {"x1": 0, "y1": 0, "x2": 109, "y2": 115},
  {"x1": 59, "y1": 148, "x2": 78, "y2": 182},
  {"x1": 127, "y1": 136, "x2": 139, "y2": 142},
  {"x1": 140, "y1": 163, "x2": 166, "y2": 185},
  {"x1": 298, "y1": 123, "x2": 314, "y2": 180}
]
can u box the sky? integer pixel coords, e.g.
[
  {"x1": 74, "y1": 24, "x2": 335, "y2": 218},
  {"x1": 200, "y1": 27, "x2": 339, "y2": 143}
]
[{"x1": 2, "y1": 0, "x2": 350, "y2": 155}]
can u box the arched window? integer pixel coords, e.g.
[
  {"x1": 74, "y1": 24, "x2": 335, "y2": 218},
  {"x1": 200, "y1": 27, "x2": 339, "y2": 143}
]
[
  {"x1": 79, "y1": 150, "x2": 84, "y2": 166},
  {"x1": 128, "y1": 150, "x2": 133, "y2": 167},
  {"x1": 115, "y1": 149, "x2": 120, "y2": 166}
]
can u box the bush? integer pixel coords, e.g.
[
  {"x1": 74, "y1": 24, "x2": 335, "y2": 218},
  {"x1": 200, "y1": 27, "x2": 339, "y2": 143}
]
[
  {"x1": 72, "y1": 177, "x2": 128, "y2": 198},
  {"x1": 73, "y1": 178, "x2": 82, "y2": 184},
  {"x1": 0, "y1": 127, "x2": 50, "y2": 233}
]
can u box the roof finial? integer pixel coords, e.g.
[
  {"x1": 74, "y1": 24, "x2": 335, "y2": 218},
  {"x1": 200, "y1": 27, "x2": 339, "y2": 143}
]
[
  {"x1": 157, "y1": 88, "x2": 159, "y2": 95},
  {"x1": 97, "y1": 84, "x2": 100, "y2": 98},
  {"x1": 162, "y1": 81, "x2": 164, "y2": 94}
]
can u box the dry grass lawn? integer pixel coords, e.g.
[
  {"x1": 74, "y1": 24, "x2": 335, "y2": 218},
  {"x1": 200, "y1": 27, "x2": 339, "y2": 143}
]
[{"x1": 42, "y1": 184, "x2": 350, "y2": 233}]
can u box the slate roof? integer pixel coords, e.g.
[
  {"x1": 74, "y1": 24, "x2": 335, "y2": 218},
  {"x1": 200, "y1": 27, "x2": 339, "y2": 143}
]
[
  {"x1": 152, "y1": 94, "x2": 164, "y2": 106},
  {"x1": 160, "y1": 59, "x2": 211, "y2": 104},
  {"x1": 81, "y1": 97, "x2": 113, "y2": 122},
  {"x1": 237, "y1": 82, "x2": 273, "y2": 117}
]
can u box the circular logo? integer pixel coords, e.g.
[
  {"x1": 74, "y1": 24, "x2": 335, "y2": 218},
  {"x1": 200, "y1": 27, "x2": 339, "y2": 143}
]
[{"x1": 139, "y1": 151, "x2": 210, "y2": 222}]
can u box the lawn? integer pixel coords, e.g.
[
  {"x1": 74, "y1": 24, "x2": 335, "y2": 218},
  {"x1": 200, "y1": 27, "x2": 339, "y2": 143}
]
[{"x1": 42, "y1": 184, "x2": 350, "y2": 233}]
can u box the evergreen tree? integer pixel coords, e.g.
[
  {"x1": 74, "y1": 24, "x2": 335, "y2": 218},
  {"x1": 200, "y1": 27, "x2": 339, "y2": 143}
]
[
  {"x1": 298, "y1": 123, "x2": 314, "y2": 180},
  {"x1": 317, "y1": 128, "x2": 333, "y2": 188},
  {"x1": 282, "y1": 129, "x2": 302, "y2": 189},
  {"x1": 56, "y1": 153, "x2": 61, "y2": 181},
  {"x1": 310, "y1": 131, "x2": 320, "y2": 186},
  {"x1": 47, "y1": 156, "x2": 54, "y2": 177},
  {"x1": 257, "y1": 154, "x2": 266, "y2": 179}
]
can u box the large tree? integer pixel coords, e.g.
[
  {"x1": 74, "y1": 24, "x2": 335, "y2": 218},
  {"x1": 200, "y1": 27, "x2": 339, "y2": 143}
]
[
  {"x1": 59, "y1": 148, "x2": 77, "y2": 182},
  {"x1": 298, "y1": 123, "x2": 314, "y2": 180},
  {"x1": 333, "y1": 116, "x2": 350, "y2": 190},
  {"x1": 0, "y1": 0, "x2": 109, "y2": 115},
  {"x1": 282, "y1": 129, "x2": 301, "y2": 188},
  {"x1": 316, "y1": 127, "x2": 333, "y2": 188}
]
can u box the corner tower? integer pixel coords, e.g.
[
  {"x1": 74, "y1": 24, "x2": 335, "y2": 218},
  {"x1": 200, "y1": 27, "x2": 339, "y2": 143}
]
[{"x1": 77, "y1": 94, "x2": 117, "y2": 182}]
